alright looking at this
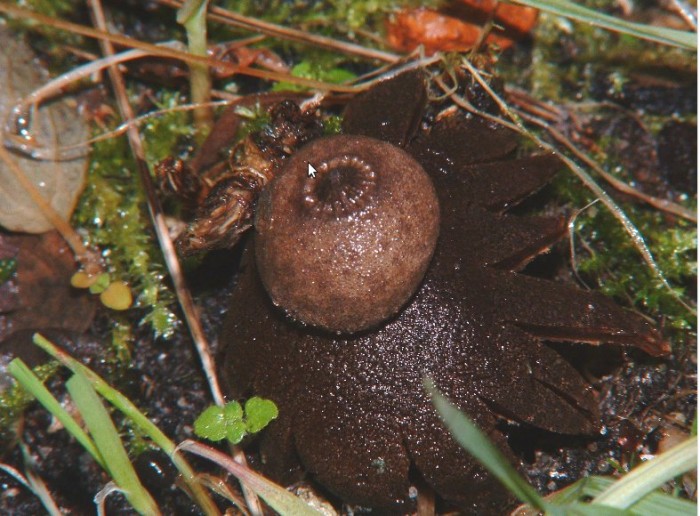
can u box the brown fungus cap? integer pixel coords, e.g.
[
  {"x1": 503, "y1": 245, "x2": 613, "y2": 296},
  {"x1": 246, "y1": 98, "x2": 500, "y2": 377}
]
[{"x1": 254, "y1": 134, "x2": 440, "y2": 334}]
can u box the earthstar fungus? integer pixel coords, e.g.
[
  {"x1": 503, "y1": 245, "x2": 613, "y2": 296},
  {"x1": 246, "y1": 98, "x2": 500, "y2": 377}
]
[{"x1": 219, "y1": 71, "x2": 668, "y2": 513}]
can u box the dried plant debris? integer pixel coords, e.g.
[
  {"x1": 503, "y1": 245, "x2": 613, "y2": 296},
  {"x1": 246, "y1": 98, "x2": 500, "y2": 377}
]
[
  {"x1": 386, "y1": 1, "x2": 538, "y2": 53},
  {"x1": 0, "y1": 25, "x2": 88, "y2": 233},
  {"x1": 0, "y1": 231, "x2": 95, "y2": 345}
]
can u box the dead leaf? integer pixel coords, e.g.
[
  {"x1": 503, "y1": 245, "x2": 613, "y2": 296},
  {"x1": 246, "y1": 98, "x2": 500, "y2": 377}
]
[
  {"x1": 0, "y1": 231, "x2": 95, "y2": 343},
  {"x1": 386, "y1": 2, "x2": 538, "y2": 54},
  {"x1": 0, "y1": 25, "x2": 88, "y2": 233}
]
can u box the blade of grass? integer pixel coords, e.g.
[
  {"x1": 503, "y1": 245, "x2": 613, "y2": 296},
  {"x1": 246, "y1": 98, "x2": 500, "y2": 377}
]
[
  {"x1": 177, "y1": 0, "x2": 213, "y2": 139},
  {"x1": 593, "y1": 436, "x2": 697, "y2": 508},
  {"x1": 7, "y1": 358, "x2": 105, "y2": 469},
  {"x1": 177, "y1": 440, "x2": 321, "y2": 516},
  {"x1": 529, "y1": 476, "x2": 696, "y2": 515},
  {"x1": 425, "y1": 379, "x2": 637, "y2": 516},
  {"x1": 424, "y1": 378, "x2": 548, "y2": 512},
  {"x1": 553, "y1": 503, "x2": 632, "y2": 515},
  {"x1": 582, "y1": 477, "x2": 695, "y2": 514},
  {"x1": 508, "y1": 0, "x2": 696, "y2": 50},
  {"x1": 32, "y1": 333, "x2": 221, "y2": 516},
  {"x1": 65, "y1": 372, "x2": 160, "y2": 515}
]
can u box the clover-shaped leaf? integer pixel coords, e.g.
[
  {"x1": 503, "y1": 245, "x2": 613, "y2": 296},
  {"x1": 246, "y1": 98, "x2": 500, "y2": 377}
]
[
  {"x1": 194, "y1": 404, "x2": 231, "y2": 442},
  {"x1": 244, "y1": 396, "x2": 279, "y2": 433},
  {"x1": 194, "y1": 398, "x2": 277, "y2": 444}
]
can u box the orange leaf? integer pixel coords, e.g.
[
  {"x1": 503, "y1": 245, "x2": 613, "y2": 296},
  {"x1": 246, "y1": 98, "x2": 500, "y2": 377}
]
[
  {"x1": 386, "y1": 8, "x2": 483, "y2": 54},
  {"x1": 386, "y1": 2, "x2": 539, "y2": 54}
]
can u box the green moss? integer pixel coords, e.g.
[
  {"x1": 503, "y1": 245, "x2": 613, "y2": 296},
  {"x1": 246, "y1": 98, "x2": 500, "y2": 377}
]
[
  {"x1": 231, "y1": 103, "x2": 273, "y2": 140},
  {"x1": 4, "y1": 0, "x2": 87, "y2": 64},
  {"x1": 0, "y1": 258, "x2": 16, "y2": 284},
  {"x1": 71, "y1": 91, "x2": 197, "y2": 340},
  {"x1": 0, "y1": 362, "x2": 58, "y2": 444},
  {"x1": 323, "y1": 114, "x2": 343, "y2": 135},
  {"x1": 556, "y1": 172, "x2": 696, "y2": 334},
  {"x1": 110, "y1": 316, "x2": 135, "y2": 364},
  {"x1": 272, "y1": 59, "x2": 356, "y2": 92},
  {"x1": 141, "y1": 93, "x2": 196, "y2": 164}
]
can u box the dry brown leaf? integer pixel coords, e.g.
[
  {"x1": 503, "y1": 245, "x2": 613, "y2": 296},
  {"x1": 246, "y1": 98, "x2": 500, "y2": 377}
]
[
  {"x1": 0, "y1": 231, "x2": 95, "y2": 343},
  {"x1": 0, "y1": 25, "x2": 88, "y2": 233},
  {"x1": 386, "y1": 2, "x2": 538, "y2": 54}
]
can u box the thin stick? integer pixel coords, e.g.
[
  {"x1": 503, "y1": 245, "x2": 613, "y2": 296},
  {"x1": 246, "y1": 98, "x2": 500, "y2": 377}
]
[
  {"x1": 667, "y1": 0, "x2": 697, "y2": 30},
  {"x1": 567, "y1": 199, "x2": 600, "y2": 289},
  {"x1": 0, "y1": 3, "x2": 360, "y2": 93},
  {"x1": 87, "y1": 0, "x2": 225, "y2": 406},
  {"x1": 3, "y1": 42, "x2": 242, "y2": 161},
  {"x1": 505, "y1": 88, "x2": 697, "y2": 223},
  {"x1": 5, "y1": 47, "x2": 152, "y2": 159},
  {"x1": 177, "y1": 440, "x2": 321, "y2": 516},
  {"x1": 11, "y1": 97, "x2": 235, "y2": 161},
  {"x1": 155, "y1": 0, "x2": 400, "y2": 63},
  {"x1": 87, "y1": 4, "x2": 262, "y2": 513},
  {"x1": 458, "y1": 58, "x2": 695, "y2": 315},
  {"x1": 178, "y1": 0, "x2": 215, "y2": 139},
  {"x1": 520, "y1": 109, "x2": 697, "y2": 223}
]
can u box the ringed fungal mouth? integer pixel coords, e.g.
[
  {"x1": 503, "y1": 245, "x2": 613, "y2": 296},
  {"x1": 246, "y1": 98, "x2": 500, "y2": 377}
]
[
  {"x1": 254, "y1": 134, "x2": 440, "y2": 334},
  {"x1": 302, "y1": 155, "x2": 377, "y2": 217}
]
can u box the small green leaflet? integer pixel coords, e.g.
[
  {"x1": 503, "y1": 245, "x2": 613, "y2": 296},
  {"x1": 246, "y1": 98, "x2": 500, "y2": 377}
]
[{"x1": 194, "y1": 397, "x2": 279, "y2": 444}]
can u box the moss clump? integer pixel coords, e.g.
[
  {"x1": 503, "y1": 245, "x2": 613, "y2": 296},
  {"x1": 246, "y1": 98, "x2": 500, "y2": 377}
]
[
  {"x1": 0, "y1": 258, "x2": 16, "y2": 284},
  {"x1": 272, "y1": 59, "x2": 356, "y2": 92},
  {"x1": 229, "y1": 103, "x2": 273, "y2": 140},
  {"x1": 141, "y1": 93, "x2": 198, "y2": 164},
  {"x1": 0, "y1": 362, "x2": 57, "y2": 444},
  {"x1": 72, "y1": 91, "x2": 197, "y2": 340},
  {"x1": 556, "y1": 172, "x2": 696, "y2": 335},
  {"x1": 219, "y1": 0, "x2": 423, "y2": 37}
]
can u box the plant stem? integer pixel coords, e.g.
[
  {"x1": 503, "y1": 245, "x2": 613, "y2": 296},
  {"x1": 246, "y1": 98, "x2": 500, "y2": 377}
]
[{"x1": 178, "y1": 0, "x2": 214, "y2": 141}]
